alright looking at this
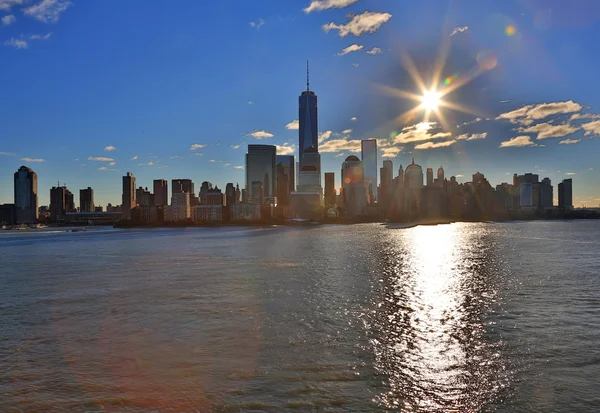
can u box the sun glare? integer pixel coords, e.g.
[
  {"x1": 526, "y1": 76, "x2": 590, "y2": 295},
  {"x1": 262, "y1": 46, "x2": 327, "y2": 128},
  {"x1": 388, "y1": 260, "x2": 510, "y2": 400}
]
[{"x1": 420, "y1": 90, "x2": 442, "y2": 111}]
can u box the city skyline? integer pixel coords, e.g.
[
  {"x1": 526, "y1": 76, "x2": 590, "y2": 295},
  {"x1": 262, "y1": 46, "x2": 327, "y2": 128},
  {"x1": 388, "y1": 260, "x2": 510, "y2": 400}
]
[{"x1": 1, "y1": 1, "x2": 600, "y2": 207}]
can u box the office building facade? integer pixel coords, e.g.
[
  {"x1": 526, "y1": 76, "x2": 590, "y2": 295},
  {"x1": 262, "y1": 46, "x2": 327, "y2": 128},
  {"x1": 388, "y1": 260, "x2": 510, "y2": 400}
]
[
  {"x1": 153, "y1": 179, "x2": 168, "y2": 206},
  {"x1": 122, "y1": 172, "x2": 136, "y2": 219},
  {"x1": 79, "y1": 187, "x2": 95, "y2": 212},
  {"x1": 246, "y1": 144, "x2": 277, "y2": 201},
  {"x1": 361, "y1": 139, "x2": 378, "y2": 201},
  {"x1": 14, "y1": 166, "x2": 38, "y2": 224}
]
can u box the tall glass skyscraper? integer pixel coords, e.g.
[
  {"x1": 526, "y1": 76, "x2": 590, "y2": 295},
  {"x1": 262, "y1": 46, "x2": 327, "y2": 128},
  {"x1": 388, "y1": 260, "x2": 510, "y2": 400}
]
[
  {"x1": 246, "y1": 144, "x2": 277, "y2": 201},
  {"x1": 361, "y1": 139, "x2": 377, "y2": 201},
  {"x1": 299, "y1": 63, "x2": 318, "y2": 161},
  {"x1": 14, "y1": 165, "x2": 38, "y2": 224}
]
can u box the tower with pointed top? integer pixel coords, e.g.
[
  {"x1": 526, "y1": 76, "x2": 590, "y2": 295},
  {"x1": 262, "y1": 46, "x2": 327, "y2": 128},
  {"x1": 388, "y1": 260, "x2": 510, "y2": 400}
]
[{"x1": 299, "y1": 61, "x2": 319, "y2": 162}]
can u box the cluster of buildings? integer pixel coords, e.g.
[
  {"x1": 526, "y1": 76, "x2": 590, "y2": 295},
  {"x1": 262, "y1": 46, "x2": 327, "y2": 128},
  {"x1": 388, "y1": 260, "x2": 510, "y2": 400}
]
[{"x1": 0, "y1": 66, "x2": 581, "y2": 226}]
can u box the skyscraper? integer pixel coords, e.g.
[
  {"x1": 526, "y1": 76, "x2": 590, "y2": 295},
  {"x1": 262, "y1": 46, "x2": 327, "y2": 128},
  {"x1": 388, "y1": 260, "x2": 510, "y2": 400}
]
[
  {"x1": 65, "y1": 189, "x2": 75, "y2": 212},
  {"x1": 341, "y1": 156, "x2": 366, "y2": 217},
  {"x1": 437, "y1": 166, "x2": 445, "y2": 183},
  {"x1": 50, "y1": 186, "x2": 66, "y2": 220},
  {"x1": 426, "y1": 168, "x2": 434, "y2": 187},
  {"x1": 172, "y1": 179, "x2": 194, "y2": 196},
  {"x1": 14, "y1": 166, "x2": 38, "y2": 224},
  {"x1": 361, "y1": 139, "x2": 378, "y2": 201},
  {"x1": 324, "y1": 172, "x2": 336, "y2": 206},
  {"x1": 80, "y1": 187, "x2": 94, "y2": 212},
  {"x1": 276, "y1": 155, "x2": 295, "y2": 206},
  {"x1": 559, "y1": 178, "x2": 573, "y2": 211},
  {"x1": 299, "y1": 61, "x2": 318, "y2": 160},
  {"x1": 122, "y1": 172, "x2": 136, "y2": 219},
  {"x1": 246, "y1": 144, "x2": 276, "y2": 201},
  {"x1": 405, "y1": 158, "x2": 424, "y2": 189},
  {"x1": 380, "y1": 160, "x2": 394, "y2": 203},
  {"x1": 153, "y1": 179, "x2": 168, "y2": 206}
]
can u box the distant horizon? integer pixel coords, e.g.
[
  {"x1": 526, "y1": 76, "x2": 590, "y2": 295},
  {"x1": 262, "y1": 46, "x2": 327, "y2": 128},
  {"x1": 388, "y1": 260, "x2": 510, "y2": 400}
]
[{"x1": 1, "y1": 0, "x2": 599, "y2": 207}]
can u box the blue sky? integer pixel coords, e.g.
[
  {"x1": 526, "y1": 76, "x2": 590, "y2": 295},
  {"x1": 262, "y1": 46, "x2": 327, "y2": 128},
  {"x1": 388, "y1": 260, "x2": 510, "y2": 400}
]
[{"x1": 1, "y1": 0, "x2": 600, "y2": 207}]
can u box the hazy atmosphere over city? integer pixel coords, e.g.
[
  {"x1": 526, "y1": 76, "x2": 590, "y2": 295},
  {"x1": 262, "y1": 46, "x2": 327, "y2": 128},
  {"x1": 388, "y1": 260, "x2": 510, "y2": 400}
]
[{"x1": 1, "y1": 0, "x2": 600, "y2": 207}]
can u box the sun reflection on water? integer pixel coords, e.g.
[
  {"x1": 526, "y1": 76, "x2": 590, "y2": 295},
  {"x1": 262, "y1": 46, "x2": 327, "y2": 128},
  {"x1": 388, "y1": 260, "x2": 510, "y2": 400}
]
[{"x1": 370, "y1": 223, "x2": 508, "y2": 412}]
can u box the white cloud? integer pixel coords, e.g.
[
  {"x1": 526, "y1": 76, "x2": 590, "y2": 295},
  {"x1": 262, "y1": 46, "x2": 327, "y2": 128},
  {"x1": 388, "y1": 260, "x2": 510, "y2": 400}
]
[
  {"x1": 30, "y1": 32, "x2": 52, "y2": 40},
  {"x1": 88, "y1": 156, "x2": 114, "y2": 162},
  {"x1": 582, "y1": 120, "x2": 600, "y2": 136},
  {"x1": 456, "y1": 132, "x2": 487, "y2": 141},
  {"x1": 23, "y1": 0, "x2": 72, "y2": 23},
  {"x1": 224, "y1": 163, "x2": 231, "y2": 166},
  {"x1": 450, "y1": 26, "x2": 468, "y2": 36},
  {"x1": 190, "y1": 143, "x2": 207, "y2": 151},
  {"x1": 381, "y1": 147, "x2": 402, "y2": 158},
  {"x1": 336, "y1": 44, "x2": 363, "y2": 56},
  {"x1": 147, "y1": 162, "x2": 154, "y2": 166},
  {"x1": 558, "y1": 138, "x2": 581, "y2": 145},
  {"x1": 20, "y1": 157, "x2": 44, "y2": 162},
  {"x1": 98, "y1": 166, "x2": 108, "y2": 171},
  {"x1": 247, "y1": 100, "x2": 253, "y2": 105},
  {"x1": 104, "y1": 145, "x2": 116, "y2": 151},
  {"x1": 285, "y1": 120, "x2": 299, "y2": 130},
  {"x1": 319, "y1": 130, "x2": 333, "y2": 143},
  {"x1": 0, "y1": 0, "x2": 23, "y2": 11},
  {"x1": 247, "y1": 130, "x2": 274, "y2": 139},
  {"x1": 519, "y1": 122, "x2": 578, "y2": 140},
  {"x1": 414, "y1": 140, "x2": 457, "y2": 150},
  {"x1": 366, "y1": 47, "x2": 382, "y2": 55},
  {"x1": 335, "y1": 152, "x2": 346, "y2": 158},
  {"x1": 342, "y1": 129, "x2": 352, "y2": 134},
  {"x1": 304, "y1": 0, "x2": 358, "y2": 13},
  {"x1": 323, "y1": 11, "x2": 392, "y2": 37},
  {"x1": 352, "y1": 63, "x2": 359, "y2": 67},
  {"x1": 570, "y1": 113, "x2": 600, "y2": 121},
  {"x1": 169, "y1": 155, "x2": 183, "y2": 159},
  {"x1": 496, "y1": 101, "x2": 583, "y2": 125},
  {"x1": 320, "y1": 139, "x2": 362, "y2": 153},
  {"x1": 231, "y1": 144, "x2": 241, "y2": 149},
  {"x1": 4, "y1": 38, "x2": 27, "y2": 49},
  {"x1": 499, "y1": 136, "x2": 544, "y2": 148},
  {"x1": 350, "y1": 116, "x2": 357, "y2": 121},
  {"x1": 455, "y1": 174, "x2": 464, "y2": 178},
  {"x1": 194, "y1": 153, "x2": 203, "y2": 157},
  {"x1": 130, "y1": 155, "x2": 138, "y2": 160},
  {"x1": 209, "y1": 159, "x2": 216, "y2": 163},
  {"x1": 565, "y1": 172, "x2": 576, "y2": 176},
  {"x1": 0, "y1": 151, "x2": 16, "y2": 156},
  {"x1": 249, "y1": 18, "x2": 265, "y2": 30},
  {"x1": 108, "y1": 161, "x2": 116, "y2": 166},
  {"x1": 276, "y1": 144, "x2": 296, "y2": 155},
  {"x1": 234, "y1": 165, "x2": 245, "y2": 169},
  {"x1": 2, "y1": 14, "x2": 15, "y2": 25},
  {"x1": 393, "y1": 121, "x2": 452, "y2": 144}
]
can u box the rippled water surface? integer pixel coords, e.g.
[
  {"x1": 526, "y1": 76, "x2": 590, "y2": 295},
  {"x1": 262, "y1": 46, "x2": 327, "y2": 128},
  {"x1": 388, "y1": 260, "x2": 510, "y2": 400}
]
[{"x1": 1, "y1": 222, "x2": 599, "y2": 412}]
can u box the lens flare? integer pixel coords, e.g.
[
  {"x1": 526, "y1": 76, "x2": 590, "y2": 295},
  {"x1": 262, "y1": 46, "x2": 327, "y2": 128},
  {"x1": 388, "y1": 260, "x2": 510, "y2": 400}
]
[
  {"x1": 505, "y1": 25, "x2": 517, "y2": 36},
  {"x1": 476, "y1": 50, "x2": 498, "y2": 71}
]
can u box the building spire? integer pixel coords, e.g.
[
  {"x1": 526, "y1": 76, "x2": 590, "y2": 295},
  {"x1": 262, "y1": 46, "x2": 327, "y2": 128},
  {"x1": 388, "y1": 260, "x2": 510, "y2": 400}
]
[
  {"x1": 306, "y1": 60, "x2": 310, "y2": 92},
  {"x1": 412, "y1": 157, "x2": 415, "y2": 165}
]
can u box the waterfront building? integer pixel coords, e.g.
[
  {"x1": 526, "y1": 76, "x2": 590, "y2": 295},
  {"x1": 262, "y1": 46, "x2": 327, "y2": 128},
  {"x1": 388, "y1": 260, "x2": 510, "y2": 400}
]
[
  {"x1": 276, "y1": 155, "x2": 295, "y2": 207},
  {"x1": 404, "y1": 159, "x2": 424, "y2": 189},
  {"x1": 246, "y1": 144, "x2": 277, "y2": 200},
  {"x1": 153, "y1": 179, "x2": 168, "y2": 207},
  {"x1": 558, "y1": 178, "x2": 573, "y2": 212},
  {"x1": 136, "y1": 187, "x2": 153, "y2": 206},
  {"x1": 361, "y1": 139, "x2": 378, "y2": 202},
  {"x1": 437, "y1": 166, "x2": 445, "y2": 184},
  {"x1": 14, "y1": 166, "x2": 38, "y2": 224},
  {"x1": 540, "y1": 178, "x2": 553, "y2": 209},
  {"x1": 324, "y1": 172, "x2": 336, "y2": 206},
  {"x1": 166, "y1": 192, "x2": 191, "y2": 222},
  {"x1": 122, "y1": 172, "x2": 136, "y2": 220},
  {"x1": 79, "y1": 187, "x2": 94, "y2": 212},
  {"x1": 0, "y1": 204, "x2": 15, "y2": 225},
  {"x1": 341, "y1": 155, "x2": 367, "y2": 218},
  {"x1": 172, "y1": 179, "x2": 194, "y2": 196},
  {"x1": 231, "y1": 203, "x2": 262, "y2": 221},
  {"x1": 50, "y1": 186, "x2": 66, "y2": 221}
]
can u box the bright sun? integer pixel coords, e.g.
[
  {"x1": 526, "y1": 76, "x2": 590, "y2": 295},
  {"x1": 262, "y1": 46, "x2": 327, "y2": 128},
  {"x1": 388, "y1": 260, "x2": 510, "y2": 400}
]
[{"x1": 420, "y1": 90, "x2": 442, "y2": 111}]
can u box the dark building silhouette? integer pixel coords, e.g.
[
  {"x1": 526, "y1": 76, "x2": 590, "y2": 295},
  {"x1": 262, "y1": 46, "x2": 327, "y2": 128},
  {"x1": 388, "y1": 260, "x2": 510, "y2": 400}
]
[
  {"x1": 136, "y1": 187, "x2": 153, "y2": 206},
  {"x1": 0, "y1": 204, "x2": 15, "y2": 225},
  {"x1": 251, "y1": 181, "x2": 264, "y2": 206},
  {"x1": 246, "y1": 145, "x2": 276, "y2": 201},
  {"x1": 426, "y1": 168, "x2": 434, "y2": 187},
  {"x1": 50, "y1": 186, "x2": 66, "y2": 221},
  {"x1": 122, "y1": 172, "x2": 136, "y2": 220},
  {"x1": 324, "y1": 172, "x2": 336, "y2": 206},
  {"x1": 14, "y1": 166, "x2": 38, "y2": 224},
  {"x1": 361, "y1": 139, "x2": 378, "y2": 202},
  {"x1": 79, "y1": 187, "x2": 94, "y2": 212},
  {"x1": 558, "y1": 178, "x2": 573, "y2": 212},
  {"x1": 153, "y1": 179, "x2": 168, "y2": 206},
  {"x1": 65, "y1": 189, "x2": 75, "y2": 212},
  {"x1": 172, "y1": 179, "x2": 194, "y2": 196},
  {"x1": 276, "y1": 155, "x2": 295, "y2": 207}
]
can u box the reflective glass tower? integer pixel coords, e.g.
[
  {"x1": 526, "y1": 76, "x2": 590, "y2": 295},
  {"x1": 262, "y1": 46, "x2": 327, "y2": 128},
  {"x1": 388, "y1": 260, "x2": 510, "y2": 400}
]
[
  {"x1": 299, "y1": 62, "x2": 318, "y2": 162},
  {"x1": 361, "y1": 139, "x2": 377, "y2": 201}
]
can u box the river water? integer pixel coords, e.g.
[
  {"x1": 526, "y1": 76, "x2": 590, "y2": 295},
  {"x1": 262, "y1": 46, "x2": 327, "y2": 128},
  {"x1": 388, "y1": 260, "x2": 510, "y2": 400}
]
[{"x1": 1, "y1": 222, "x2": 599, "y2": 412}]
